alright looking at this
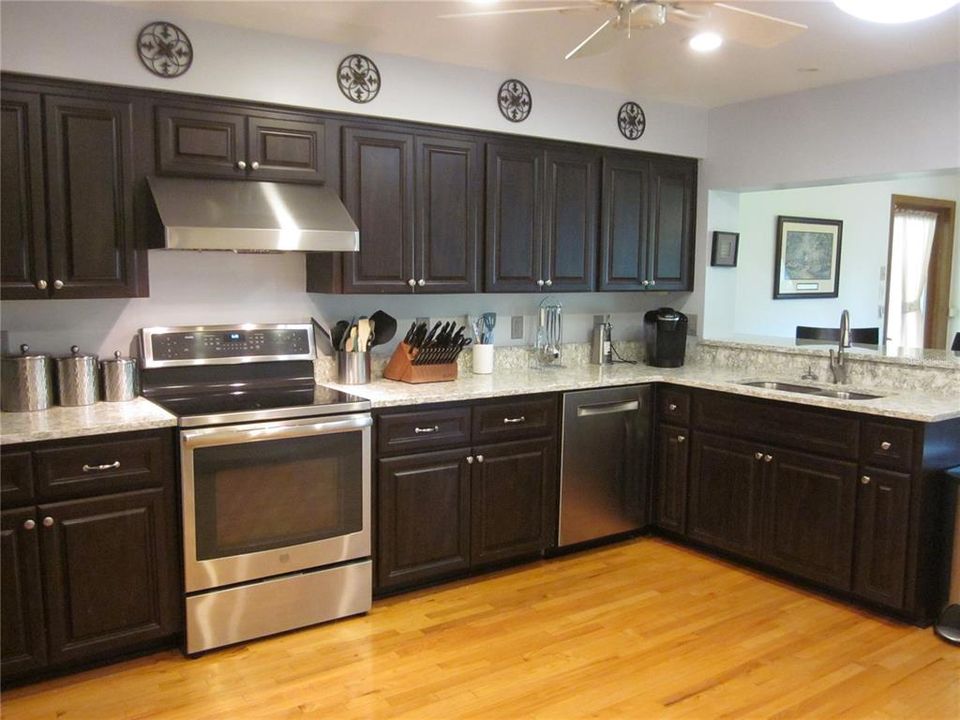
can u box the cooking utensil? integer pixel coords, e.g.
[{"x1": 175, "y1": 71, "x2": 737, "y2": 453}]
[
  {"x1": 357, "y1": 318, "x2": 371, "y2": 352},
  {"x1": 313, "y1": 318, "x2": 336, "y2": 357},
  {"x1": 403, "y1": 321, "x2": 417, "y2": 345},
  {"x1": 101, "y1": 351, "x2": 139, "y2": 402},
  {"x1": 480, "y1": 312, "x2": 496, "y2": 344},
  {"x1": 56, "y1": 345, "x2": 99, "y2": 406},
  {"x1": 345, "y1": 325, "x2": 358, "y2": 352},
  {"x1": 369, "y1": 310, "x2": 397, "y2": 347},
  {"x1": 1, "y1": 344, "x2": 54, "y2": 412},
  {"x1": 332, "y1": 321, "x2": 350, "y2": 350}
]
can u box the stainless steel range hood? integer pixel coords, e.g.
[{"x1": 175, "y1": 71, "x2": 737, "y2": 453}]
[{"x1": 147, "y1": 176, "x2": 359, "y2": 252}]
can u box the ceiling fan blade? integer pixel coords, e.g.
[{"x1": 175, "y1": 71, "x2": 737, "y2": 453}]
[
  {"x1": 438, "y1": 5, "x2": 593, "y2": 20},
  {"x1": 667, "y1": 2, "x2": 807, "y2": 48},
  {"x1": 564, "y1": 18, "x2": 616, "y2": 60}
]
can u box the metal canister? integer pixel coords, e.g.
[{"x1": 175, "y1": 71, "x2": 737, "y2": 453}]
[
  {"x1": 1, "y1": 344, "x2": 54, "y2": 412},
  {"x1": 55, "y1": 346, "x2": 99, "y2": 406},
  {"x1": 100, "y1": 351, "x2": 139, "y2": 402}
]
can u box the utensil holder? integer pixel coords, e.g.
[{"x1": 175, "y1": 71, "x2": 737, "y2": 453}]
[
  {"x1": 472, "y1": 344, "x2": 494, "y2": 374},
  {"x1": 383, "y1": 342, "x2": 458, "y2": 384},
  {"x1": 337, "y1": 351, "x2": 371, "y2": 385}
]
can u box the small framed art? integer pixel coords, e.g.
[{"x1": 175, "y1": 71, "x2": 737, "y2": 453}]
[{"x1": 711, "y1": 231, "x2": 739, "y2": 267}]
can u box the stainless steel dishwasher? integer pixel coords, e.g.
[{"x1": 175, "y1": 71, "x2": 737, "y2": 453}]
[{"x1": 558, "y1": 385, "x2": 651, "y2": 547}]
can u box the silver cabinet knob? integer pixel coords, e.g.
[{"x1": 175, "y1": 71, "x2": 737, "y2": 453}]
[
  {"x1": 677, "y1": 435, "x2": 686, "y2": 443},
  {"x1": 250, "y1": 161, "x2": 260, "y2": 170},
  {"x1": 649, "y1": 280, "x2": 656, "y2": 287},
  {"x1": 754, "y1": 452, "x2": 763, "y2": 460},
  {"x1": 475, "y1": 454, "x2": 484, "y2": 463},
  {"x1": 237, "y1": 160, "x2": 247, "y2": 170},
  {"x1": 668, "y1": 403, "x2": 678, "y2": 411},
  {"x1": 53, "y1": 280, "x2": 64, "y2": 290},
  {"x1": 23, "y1": 519, "x2": 36, "y2": 531},
  {"x1": 36, "y1": 279, "x2": 47, "y2": 290},
  {"x1": 641, "y1": 280, "x2": 650, "y2": 287},
  {"x1": 417, "y1": 278, "x2": 425, "y2": 287},
  {"x1": 545, "y1": 279, "x2": 553, "y2": 287},
  {"x1": 536, "y1": 279, "x2": 545, "y2": 287},
  {"x1": 763, "y1": 454, "x2": 773, "y2": 463},
  {"x1": 861, "y1": 475, "x2": 871, "y2": 485},
  {"x1": 466, "y1": 456, "x2": 474, "y2": 465},
  {"x1": 880, "y1": 441, "x2": 892, "y2": 451},
  {"x1": 407, "y1": 278, "x2": 416, "y2": 287},
  {"x1": 42, "y1": 516, "x2": 54, "y2": 528}
]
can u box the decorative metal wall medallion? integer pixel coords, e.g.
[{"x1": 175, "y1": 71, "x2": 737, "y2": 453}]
[
  {"x1": 337, "y1": 54, "x2": 381, "y2": 103},
  {"x1": 498, "y1": 79, "x2": 532, "y2": 123},
  {"x1": 617, "y1": 101, "x2": 646, "y2": 140},
  {"x1": 137, "y1": 21, "x2": 193, "y2": 78}
]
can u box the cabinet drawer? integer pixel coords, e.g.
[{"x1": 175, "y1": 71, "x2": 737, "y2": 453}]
[
  {"x1": 658, "y1": 387, "x2": 690, "y2": 425},
  {"x1": 861, "y1": 421, "x2": 915, "y2": 472},
  {"x1": 0, "y1": 450, "x2": 34, "y2": 507},
  {"x1": 693, "y1": 391, "x2": 859, "y2": 460},
  {"x1": 34, "y1": 435, "x2": 166, "y2": 500},
  {"x1": 472, "y1": 395, "x2": 557, "y2": 443},
  {"x1": 378, "y1": 406, "x2": 471, "y2": 456}
]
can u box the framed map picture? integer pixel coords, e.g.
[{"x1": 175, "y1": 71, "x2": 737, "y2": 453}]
[{"x1": 774, "y1": 216, "x2": 843, "y2": 299}]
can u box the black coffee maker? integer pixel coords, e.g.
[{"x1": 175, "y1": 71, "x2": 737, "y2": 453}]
[{"x1": 644, "y1": 308, "x2": 688, "y2": 367}]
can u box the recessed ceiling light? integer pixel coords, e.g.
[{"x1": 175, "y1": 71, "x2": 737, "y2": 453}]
[
  {"x1": 689, "y1": 32, "x2": 723, "y2": 53},
  {"x1": 834, "y1": 0, "x2": 958, "y2": 23}
]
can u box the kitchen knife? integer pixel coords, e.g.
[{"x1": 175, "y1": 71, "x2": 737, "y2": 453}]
[{"x1": 423, "y1": 321, "x2": 442, "y2": 347}]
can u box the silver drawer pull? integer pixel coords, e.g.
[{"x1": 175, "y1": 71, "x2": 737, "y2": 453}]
[
  {"x1": 880, "y1": 441, "x2": 892, "y2": 451},
  {"x1": 503, "y1": 416, "x2": 526, "y2": 424},
  {"x1": 577, "y1": 400, "x2": 640, "y2": 418},
  {"x1": 414, "y1": 426, "x2": 439, "y2": 434},
  {"x1": 82, "y1": 461, "x2": 121, "y2": 473}
]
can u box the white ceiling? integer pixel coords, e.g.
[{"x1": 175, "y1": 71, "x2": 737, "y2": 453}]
[{"x1": 121, "y1": 1, "x2": 960, "y2": 107}]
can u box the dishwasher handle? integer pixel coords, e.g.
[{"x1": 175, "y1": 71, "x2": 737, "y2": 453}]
[{"x1": 576, "y1": 399, "x2": 640, "y2": 417}]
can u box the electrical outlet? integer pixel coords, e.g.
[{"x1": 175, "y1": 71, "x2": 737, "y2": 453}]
[
  {"x1": 511, "y1": 315, "x2": 524, "y2": 339},
  {"x1": 415, "y1": 316, "x2": 429, "y2": 327}
]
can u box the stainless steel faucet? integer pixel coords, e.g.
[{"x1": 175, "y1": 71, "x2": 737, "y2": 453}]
[{"x1": 829, "y1": 309, "x2": 851, "y2": 384}]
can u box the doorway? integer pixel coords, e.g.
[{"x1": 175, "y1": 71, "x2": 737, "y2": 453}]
[{"x1": 884, "y1": 195, "x2": 956, "y2": 349}]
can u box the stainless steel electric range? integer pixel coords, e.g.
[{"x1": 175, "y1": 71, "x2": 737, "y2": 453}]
[{"x1": 139, "y1": 323, "x2": 372, "y2": 654}]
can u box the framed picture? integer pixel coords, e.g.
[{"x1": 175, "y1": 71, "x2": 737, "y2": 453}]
[
  {"x1": 774, "y1": 216, "x2": 843, "y2": 299},
  {"x1": 711, "y1": 231, "x2": 739, "y2": 267}
]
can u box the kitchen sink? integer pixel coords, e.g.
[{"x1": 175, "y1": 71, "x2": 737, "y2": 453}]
[{"x1": 740, "y1": 380, "x2": 885, "y2": 400}]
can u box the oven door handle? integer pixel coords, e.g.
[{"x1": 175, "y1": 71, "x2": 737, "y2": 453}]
[{"x1": 181, "y1": 414, "x2": 373, "y2": 449}]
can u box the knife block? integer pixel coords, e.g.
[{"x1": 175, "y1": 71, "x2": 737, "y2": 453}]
[{"x1": 383, "y1": 342, "x2": 459, "y2": 384}]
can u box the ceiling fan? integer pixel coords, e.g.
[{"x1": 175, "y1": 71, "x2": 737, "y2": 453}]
[{"x1": 439, "y1": 1, "x2": 808, "y2": 60}]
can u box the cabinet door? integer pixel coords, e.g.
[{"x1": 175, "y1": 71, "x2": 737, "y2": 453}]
[
  {"x1": 485, "y1": 143, "x2": 543, "y2": 292},
  {"x1": 39, "y1": 489, "x2": 178, "y2": 666},
  {"x1": 1, "y1": 90, "x2": 48, "y2": 299},
  {"x1": 156, "y1": 105, "x2": 246, "y2": 179},
  {"x1": 687, "y1": 433, "x2": 763, "y2": 560},
  {"x1": 599, "y1": 153, "x2": 650, "y2": 291},
  {"x1": 471, "y1": 438, "x2": 557, "y2": 565},
  {"x1": 377, "y1": 449, "x2": 471, "y2": 591},
  {"x1": 0, "y1": 450, "x2": 35, "y2": 508},
  {"x1": 1, "y1": 508, "x2": 47, "y2": 678},
  {"x1": 341, "y1": 127, "x2": 416, "y2": 293},
  {"x1": 247, "y1": 115, "x2": 326, "y2": 184},
  {"x1": 45, "y1": 94, "x2": 141, "y2": 298},
  {"x1": 654, "y1": 424, "x2": 689, "y2": 534},
  {"x1": 415, "y1": 134, "x2": 481, "y2": 293},
  {"x1": 543, "y1": 148, "x2": 598, "y2": 292},
  {"x1": 852, "y1": 468, "x2": 910, "y2": 609},
  {"x1": 762, "y1": 449, "x2": 857, "y2": 591},
  {"x1": 647, "y1": 157, "x2": 696, "y2": 291}
]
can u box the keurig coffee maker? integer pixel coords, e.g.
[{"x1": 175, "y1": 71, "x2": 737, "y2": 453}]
[{"x1": 644, "y1": 308, "x2": 688, "y2": 367}]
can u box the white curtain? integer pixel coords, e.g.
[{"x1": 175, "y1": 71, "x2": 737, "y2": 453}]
[{"x1": 887, "y1": 209, "x2": 937, "y2": 348}]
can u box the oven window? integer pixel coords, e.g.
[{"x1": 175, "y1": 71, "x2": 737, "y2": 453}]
[{"x1": 193, "y1": 432, "x2": 363, "y2": 560}]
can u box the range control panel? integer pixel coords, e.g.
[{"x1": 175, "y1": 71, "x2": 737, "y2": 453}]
[{"x1": 141, "y1": 324, "x2": 314, "y2": 367}]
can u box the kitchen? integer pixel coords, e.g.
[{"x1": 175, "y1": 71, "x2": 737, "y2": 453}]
[{"x1": 3, "y1": 3, "x2": 960, "y2": 716}]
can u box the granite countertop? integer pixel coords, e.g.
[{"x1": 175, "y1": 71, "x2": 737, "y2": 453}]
[
  {"x1": 0, "y1": 397, "x2": 177, "y2": 446},
  {"x1": 325, "y1": 362, "x2": 960, "y2": 423}
]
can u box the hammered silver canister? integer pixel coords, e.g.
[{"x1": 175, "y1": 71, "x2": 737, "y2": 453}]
[
  {"x1": 1, "y1": 344, "x2": 54, "y2": 412},
  {"x1": 101, "y1": 351, "x2": 139, "y2": 402},
  {"x1": 56, "y1": 346, "x2": 99, "y2": 407}
]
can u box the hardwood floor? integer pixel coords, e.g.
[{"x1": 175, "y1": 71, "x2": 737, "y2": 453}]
[{"x1": 3, "y1": 538, "x2": 958, "y2": 719}]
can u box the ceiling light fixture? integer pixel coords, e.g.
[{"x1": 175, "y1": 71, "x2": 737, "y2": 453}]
[
  {"x1": 689, "y1": 32, "x2": 723, "y2": 53},
  {"x1": 833, "y1": 0, "x2": 959, "y2": 23}
]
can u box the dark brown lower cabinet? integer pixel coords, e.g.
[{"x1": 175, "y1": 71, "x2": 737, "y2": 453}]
[
  {"x1": 377, "y1": 449, "x2": 471, "y2": 591},
  {"x1": 852, "y1": 468, "x2": 910, "y2": 608},
  {"x1": 654, "y1": 424, "x2": 688, "y2": 534},
  {"x1": 761, "y1": 450, "x2": 857, "y2": 591},
  {"x1": 471, "y1": 438, "x2": 556, "y2": 566},
  {"x1": 1, "y1": 508, "x2": 47, "y2": 677},
  {"x1": 687, "y1": 433, "x2": 764, "y2": 560}
]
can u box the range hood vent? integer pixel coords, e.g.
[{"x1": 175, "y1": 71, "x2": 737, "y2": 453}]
[{"x1": 147, "y1": 176, "x2": 359, "y2": 252}]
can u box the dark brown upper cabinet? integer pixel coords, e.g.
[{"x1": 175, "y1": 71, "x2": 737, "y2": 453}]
[
  {"x1": 599, "y1": 153, "x2": 696, "y2": 292},
  {"x1": 156, "y1": 104, "x2": 327, "y2": 184},
  {"x1": 486, "y1": 142, "x2": 598, "y2": 293},
  {"x1": 338, "y1": 126, "x2": 480, "y2": 294}
]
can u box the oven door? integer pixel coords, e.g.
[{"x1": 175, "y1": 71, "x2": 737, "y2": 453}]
[{"x1": 180, "y1": 413, "x2": 372, "y2": 593}]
